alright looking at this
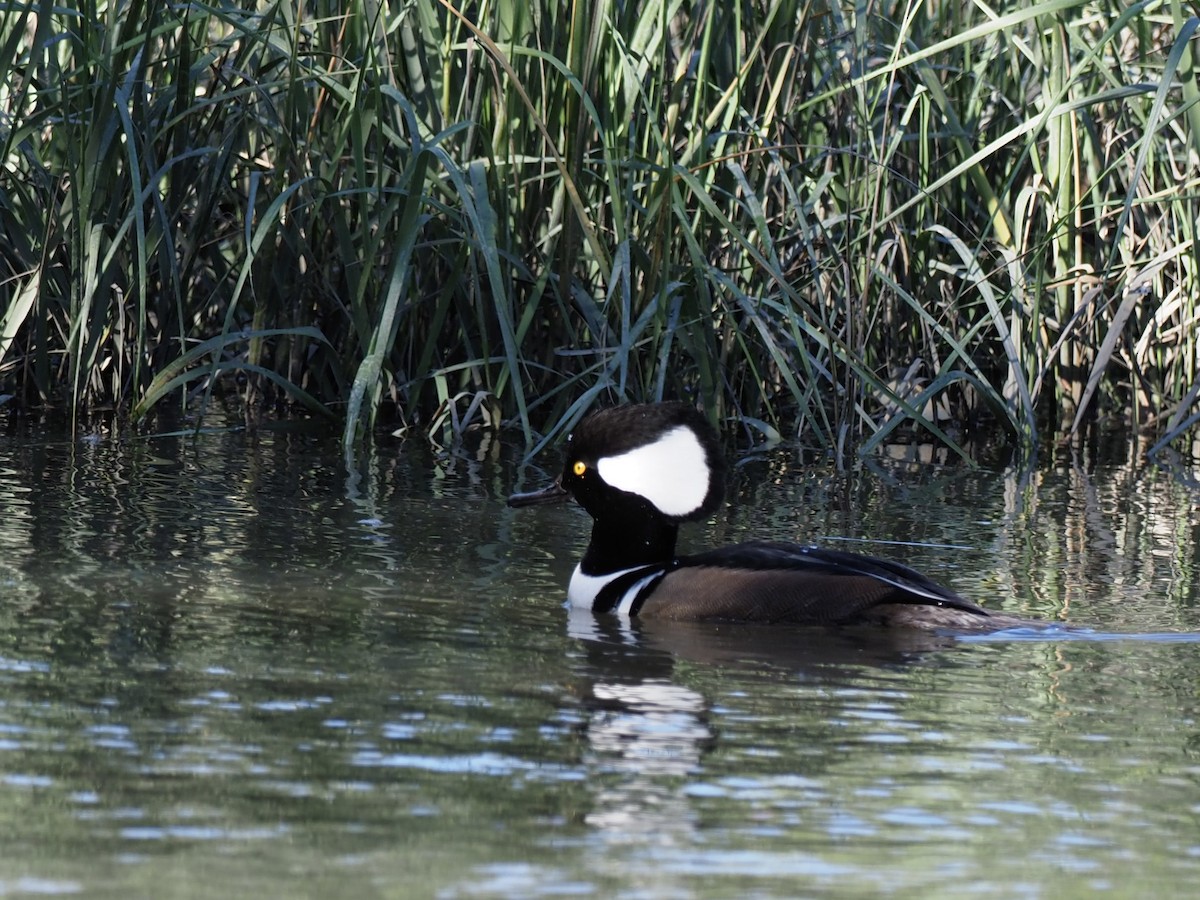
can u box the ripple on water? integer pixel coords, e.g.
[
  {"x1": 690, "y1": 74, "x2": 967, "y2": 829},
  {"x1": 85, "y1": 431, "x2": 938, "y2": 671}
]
[{"x1": 1, "y1": 427, "x2": 1200, "y2": 898}]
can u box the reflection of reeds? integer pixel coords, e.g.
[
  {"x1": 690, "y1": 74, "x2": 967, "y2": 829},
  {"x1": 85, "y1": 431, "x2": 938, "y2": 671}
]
[{"x1": 1, "y1": 1, "x2": 1197, "y2": 457}]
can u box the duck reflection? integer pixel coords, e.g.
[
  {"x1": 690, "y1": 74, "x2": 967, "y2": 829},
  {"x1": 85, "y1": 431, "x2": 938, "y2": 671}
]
[
  {"x1": 568, "y1": 609, "x2": 958, "y2": 678},
  {"x1": 568, "y1": 611, "x2": 709, "y2": 842},
  {"x1": 566, "y1": 611, "x2": 955, "y2": 846}
]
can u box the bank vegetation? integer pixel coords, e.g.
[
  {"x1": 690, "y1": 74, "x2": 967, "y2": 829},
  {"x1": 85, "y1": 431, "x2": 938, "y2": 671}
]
[{"x1": 1, "y1": 0, "x2": 1198, "y2": 460}]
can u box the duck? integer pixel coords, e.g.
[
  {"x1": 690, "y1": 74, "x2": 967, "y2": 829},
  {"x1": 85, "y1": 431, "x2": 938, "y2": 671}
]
[{"x1": 508, "y1": 401, "x2": 1034, "y2": 633}]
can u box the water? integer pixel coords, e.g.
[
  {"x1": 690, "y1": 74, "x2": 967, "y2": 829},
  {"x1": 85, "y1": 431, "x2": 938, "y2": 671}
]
[{"x1": 1, "y1": 422, "x2": 1199, "y2": 898}]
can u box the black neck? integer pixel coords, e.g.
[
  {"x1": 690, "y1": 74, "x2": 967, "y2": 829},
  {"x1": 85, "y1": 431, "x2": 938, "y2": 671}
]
[{"x1": 580, "y1": 513, "x2": 678, "y2": 575}]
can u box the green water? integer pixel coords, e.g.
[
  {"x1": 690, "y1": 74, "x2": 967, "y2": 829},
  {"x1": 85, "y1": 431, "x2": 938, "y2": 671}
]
[{"x1": 0, "y1": 424, "x2": 1198, "y2": 898}]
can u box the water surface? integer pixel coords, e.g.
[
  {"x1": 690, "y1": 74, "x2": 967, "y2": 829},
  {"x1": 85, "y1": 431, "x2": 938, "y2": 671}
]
[{"x1": 0, "y1": 423, "x2": 1198, "y2": 898}]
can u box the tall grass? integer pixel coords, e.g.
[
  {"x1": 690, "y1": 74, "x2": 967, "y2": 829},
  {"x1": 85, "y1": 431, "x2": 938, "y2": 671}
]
[{"x1": 1, "y1": 0, "x2": 1198, "y2": 459}]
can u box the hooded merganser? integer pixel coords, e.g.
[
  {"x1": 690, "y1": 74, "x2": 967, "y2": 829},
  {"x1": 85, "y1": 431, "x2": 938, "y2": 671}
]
[{"x1": 508, "y1": 402, "x2": 1033, "y2": 632}]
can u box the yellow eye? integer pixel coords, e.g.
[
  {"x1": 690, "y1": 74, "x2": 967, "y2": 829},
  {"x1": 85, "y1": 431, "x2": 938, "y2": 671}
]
[{"x1": 572, "y1": 461, "x2": 587, "y2": 476}]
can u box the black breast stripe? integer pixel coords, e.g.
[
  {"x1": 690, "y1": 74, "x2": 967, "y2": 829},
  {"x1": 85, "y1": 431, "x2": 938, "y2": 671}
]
[
  {"x1": 593, "y1": 565, "x2": 665, "y2": 614},
  {"x1": 626, "y1": 571, "x2": 668, "y2": 617}
]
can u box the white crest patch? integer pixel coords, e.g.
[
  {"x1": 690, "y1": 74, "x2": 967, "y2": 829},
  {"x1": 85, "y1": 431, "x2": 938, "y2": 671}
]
[{"x1": 596, "y1": 425, "x2": 710, "y2": 517}]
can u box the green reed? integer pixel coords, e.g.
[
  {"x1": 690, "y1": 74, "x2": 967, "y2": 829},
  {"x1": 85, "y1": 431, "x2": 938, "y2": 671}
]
[{"x1": 1, "y1": 0, "x2": 1198, "y2": 458}]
